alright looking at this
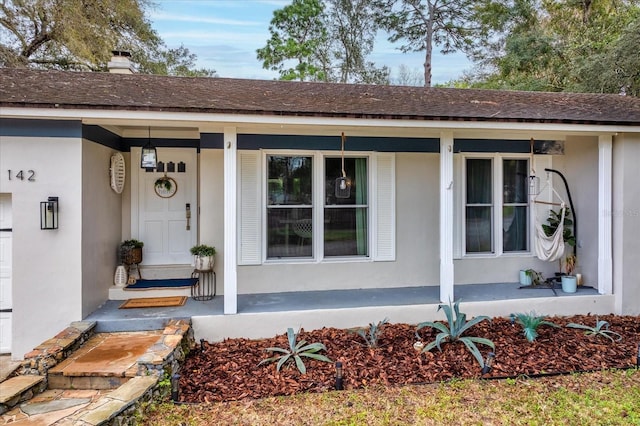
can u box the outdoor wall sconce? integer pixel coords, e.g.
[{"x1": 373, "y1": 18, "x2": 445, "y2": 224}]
[
  {"x1": 40, "y1": 196, "x2": 59, "y2": 230},
  {"x1": 335, "y1": 361, "x2": 343, "y2": 390},
  {"x1": 140, "y1": 126, "x2": 157, "y2": 169},
  {"x1": 481, "y1": 352, "x2": 495, "y2": 376},
  {"x1": 171, "y1": 373, "x2": 181, "y2": 402}
]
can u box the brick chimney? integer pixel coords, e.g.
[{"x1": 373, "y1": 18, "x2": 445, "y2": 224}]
[{"x1": 107, "y1": 50, "x2": 135, "y2": 74}]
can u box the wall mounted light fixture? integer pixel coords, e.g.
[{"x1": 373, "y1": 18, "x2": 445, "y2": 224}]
[
  {"x1": 40, "y1": 196, "x2": 59, "y2": 230},
  {"x1": 140, "y1": 126, "x2": 157, "y2": 169}
]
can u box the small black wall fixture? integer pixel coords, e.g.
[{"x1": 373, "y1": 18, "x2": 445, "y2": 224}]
[
  {"x1": 40, "y1": 197, "x2": 59, "y2": 230},
  {"x1": 140, "y1": 126, "x2": 157, "y2": 169}
]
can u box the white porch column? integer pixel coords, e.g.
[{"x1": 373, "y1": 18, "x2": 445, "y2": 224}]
[
  {"x1": 223, "y1": 127, "x2": 238, "y2": 314},
  {"x1": 440, "y1": 131, "x2": 455, "y2": 303},
  {"x1": 598, "y1": 135, "x2": 613, "y2": 295}
]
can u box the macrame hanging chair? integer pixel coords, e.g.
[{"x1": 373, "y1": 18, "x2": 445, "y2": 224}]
[
  {"x1": 532, "y1": 171, "x2": 567, "y2": 262},
  {"x1": 533, "y1": 203, "x2": 566, "y2": 262}
]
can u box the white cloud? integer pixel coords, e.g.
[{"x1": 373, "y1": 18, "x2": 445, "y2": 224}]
[{"x1": 150, "y1": 11, "x2": 260, "y2": 27}]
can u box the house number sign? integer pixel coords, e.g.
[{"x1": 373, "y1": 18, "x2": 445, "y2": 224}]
[{"x1": 7, "y1": 170, "x2": 36, "y2": 181}]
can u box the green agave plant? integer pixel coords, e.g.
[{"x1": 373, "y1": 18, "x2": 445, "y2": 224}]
[
  {"x1": 351, "y1": 318, "x2": 389, "y2": 348},
  {"x1": 416, "y1": 300, "x2": 494, "y2": 368},
  {"x1": 258, "y1": 328, "x2": 332, "y2": 374},
  {"x1": 513, "y1": 312, "x2": 559, "y2": 342},
  {"x1": 567, "y1": 318, "x2": 622, "y2": 342}
]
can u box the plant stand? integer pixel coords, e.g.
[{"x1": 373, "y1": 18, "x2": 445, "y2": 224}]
[{"x1": 191, "y1": 269, "x2": 216, "y2": 301}]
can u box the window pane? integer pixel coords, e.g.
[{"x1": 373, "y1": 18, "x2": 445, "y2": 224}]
[
  {"x1": 466, "y1": 206, "x2": 492, "y2": 253},
  {"x1": 466, "y1": 159, "x2": 492, "y2": 204},
  {"x1": 267, "y1": 208, "x2": 312, "y2": 258},
  {"x1": 503, "y1": 206, "x2": 528, "y2": 251},
  {"x1": 267, "y1": 156, "x2": 312, "y2": 205},
  {"x1": 324, "y1": 157, "x2": 368, "y2": 257},
  {"x1": 325, "y1": 157, "x2": 367, "y2": 205},
  {"x1": 324, "y1": 208, "x2": 368, "y2": 256},
  {"x1": 503, "y1": 160, "x2": 529, "y2": 203}
]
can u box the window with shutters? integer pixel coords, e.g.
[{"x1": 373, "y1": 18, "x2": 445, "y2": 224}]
[
  {"x1": 464, "y1": 155, "x2": 530, "y2": 255},
  {"x1": 238, "y1": 150, "x2": 394, "y2": 264}
]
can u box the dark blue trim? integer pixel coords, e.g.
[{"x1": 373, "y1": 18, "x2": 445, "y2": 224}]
[
  {"x1": 237, "y1": 134, "x2": 439, "y2": 152},
  {"x1": 201, "y1": 133, "x2": 224, "y2": 149},
  {"x1": 454, "y1": 139, "x2": 558, "y2": 153},
  {"x1": 124, "y1": 137, "x2": 200, "y2": 149},
  {"x1": 82, "y1": 125, "x2": 122, "y2": 150},
  {"x1": 0, "y1": 118, "x2": 81, "y2": 137}
]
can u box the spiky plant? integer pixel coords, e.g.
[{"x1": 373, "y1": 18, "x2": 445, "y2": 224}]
[
  {"x1": 416, "y1": 300, "x2": 494, "y2": 368},
  {"x1": 351, "y1": 318, "x2": 389, "y2": 348},
  {"x1": 258, "y1": 328, "x2": 332, "y2": 374},
  {"x1": 567, "y1": 318, "x2": 622, "y2": 342},
  {"x1": 513, "y1": 312, "x2": 559, "y2": 342}
]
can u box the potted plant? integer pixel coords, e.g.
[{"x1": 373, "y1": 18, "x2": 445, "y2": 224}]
[
  {"x1": 119, "y1": 239, "x2": 143, "y2": 265},
  {"x1": 561, "y1": 254, "x2": 577, "y2": 293},
  {"x1": 519, "y1": 269, "x2": 544, "y2": 286},
  {"x1": 190, "y1": 244, "x2": 216, "y2": 271}
]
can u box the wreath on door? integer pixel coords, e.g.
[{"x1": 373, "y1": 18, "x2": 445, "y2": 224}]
[{"x1": 154, "y1": 175, "x2": 178, "y2": 198}]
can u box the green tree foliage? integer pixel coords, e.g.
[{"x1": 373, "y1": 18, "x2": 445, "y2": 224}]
[
  {"x1": 374, "y1": 0, "x2": 487, "y2": 87},
  {"x1": 324, "y1": 0, "x2": 389, "y2": 84},
  {"x1": 257, "y1": 0, "x2": 388, "y2": 83},
  {"x1": 0, "y1": 0, "x2": 216, "y2": 76},
  {"x1": 467, "y1": 0, "x2": 640, "y2": 95},
  {"x1": 256, "y1": 0, "x2": 328, "y2": 81}
]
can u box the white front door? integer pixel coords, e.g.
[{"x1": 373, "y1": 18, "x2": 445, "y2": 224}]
[
  {"x1": 135, "y1": 148, "x2": 197, "y2": 265},
  {"x1": 0, "y1": 194, "x2": 12, "y2": 354}
]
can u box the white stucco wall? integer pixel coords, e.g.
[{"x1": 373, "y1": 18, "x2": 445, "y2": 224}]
[
  {"x1": 232, "y1": 152, "x2": 440, "y2": 294},
  {"x1": 0, "y1": 135, "x2": 83, "y2": 359},
  {"x1": 563, "y1": 136, "x2": 599, "y2": 286},
  {"x1": 81, "y1": 140, "x2": 122, "y2": 317},
  {"x1": 199, "y1": 149, "x2": 225, "y2": 286},
  {"x1": 613, "y1": 133, "x2": 640, "y2": 315}
]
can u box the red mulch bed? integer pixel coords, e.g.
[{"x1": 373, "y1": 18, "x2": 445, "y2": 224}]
[{"x1": 179, "y1": 314, "x2": 640, "y2": 403}]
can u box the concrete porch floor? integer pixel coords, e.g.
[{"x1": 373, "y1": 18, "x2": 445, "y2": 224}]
[{"x1": 84, "y1": 283, "x2": 608, "y2": 343}]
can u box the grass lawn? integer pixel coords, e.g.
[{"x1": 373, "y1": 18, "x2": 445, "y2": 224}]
[{"x1": 142, "y1": 368, "x2": 640, "y2": 425}]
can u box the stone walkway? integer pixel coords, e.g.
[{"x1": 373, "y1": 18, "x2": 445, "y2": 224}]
[{"x1": 0, "y1": 320, "x2": 192, "y2": 425}]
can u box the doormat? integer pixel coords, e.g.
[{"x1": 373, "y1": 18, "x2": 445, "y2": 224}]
[
  {"x1": 125, "y1": 278, "x2": 198, "y2": 290},
  {"x1": 119, "y1": 296, "x2": 187, "y2": 309}
]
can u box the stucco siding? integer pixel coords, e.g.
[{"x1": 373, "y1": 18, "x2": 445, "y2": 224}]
[
  {"x1": 81, "y1": 140, "x2": 122, "y2": 317},
  {"x1": 235, "y1": 152, "x2": 440, "y2": 294},
  {"x1": 199, "y1": 148, "x2": 225, "y2": 287},
  {"x1": 613, "y1": 133, "x2": 640, "y2": 314},
  {"x1": 0, "y1": 135, "x2": 83, "y2": 359}
]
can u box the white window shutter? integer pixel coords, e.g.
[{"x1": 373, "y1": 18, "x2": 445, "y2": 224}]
[
  {"x1": 238, "y1": 151, "x2": 262, "y2": 265},
  {"x1": 374, "y1": 153, "x2": 396, "y2": 261}
]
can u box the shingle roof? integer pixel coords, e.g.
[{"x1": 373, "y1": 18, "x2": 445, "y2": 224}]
[{"x1": 1, "y1": 68, "x2": 639, "y2": 125}]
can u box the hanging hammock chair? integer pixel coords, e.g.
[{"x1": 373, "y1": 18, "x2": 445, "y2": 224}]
[
  {"x1": 533, "y1": 202, "x2": 566, "y2": 261},
  {"x1": 532, "y1": 173, "x2": 567, "y2": 262}
]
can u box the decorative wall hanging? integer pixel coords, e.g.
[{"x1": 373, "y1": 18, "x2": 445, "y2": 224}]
[
  {"x1": 110, "y1": 152, "x2": 126, "y2": 194},
  {"x1": 154, "y1": 174, "x2": 178, "y2": 198}
]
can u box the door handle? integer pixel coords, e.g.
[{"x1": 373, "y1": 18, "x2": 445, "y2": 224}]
[{"x1": 186, "y1": 203, "x2": 191, "y2": 230}]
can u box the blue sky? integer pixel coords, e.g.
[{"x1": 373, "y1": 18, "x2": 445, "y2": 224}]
[{"x1": 149, "y1": 0, "x2": 471, "y2": 84}]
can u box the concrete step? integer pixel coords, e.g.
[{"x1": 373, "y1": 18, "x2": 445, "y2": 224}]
[
  {"x1": 137, "y1": 264, "x2": 193, "y2": 280},
  {"x1": 108, "y1": 286, "x2": 192, "y2": 300},
  {"x1": 0, "y1": 375, "x2": 46, "y2": 414}
]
